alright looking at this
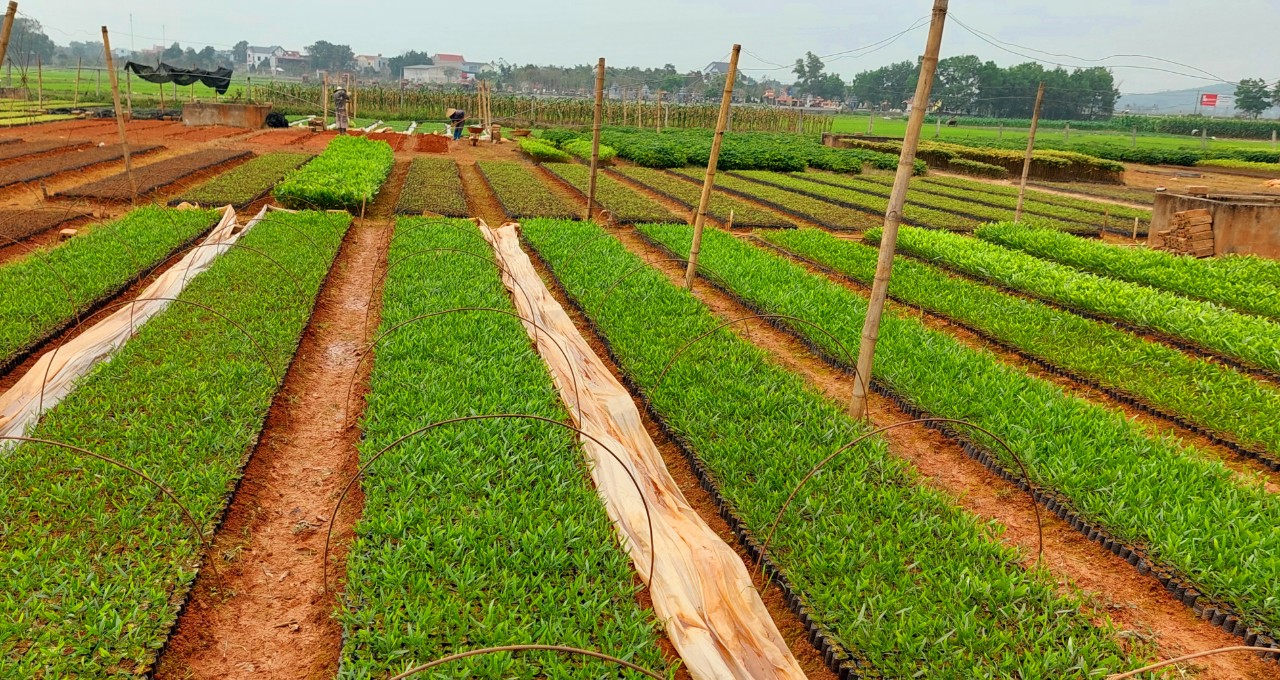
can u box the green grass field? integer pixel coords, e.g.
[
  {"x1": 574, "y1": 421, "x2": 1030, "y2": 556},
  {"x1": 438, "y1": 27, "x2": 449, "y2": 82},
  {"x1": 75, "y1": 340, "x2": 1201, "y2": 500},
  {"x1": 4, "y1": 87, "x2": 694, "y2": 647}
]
[{"x1": 830, "y1": 113, "x2": 1280, "y2": 152}]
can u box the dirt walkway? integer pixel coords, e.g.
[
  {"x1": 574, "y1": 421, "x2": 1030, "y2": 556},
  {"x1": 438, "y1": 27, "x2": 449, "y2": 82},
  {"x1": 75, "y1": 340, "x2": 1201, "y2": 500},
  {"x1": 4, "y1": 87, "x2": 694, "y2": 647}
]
[{"x1": 155, "y1": 198, "x2": 400, "y2": 679}]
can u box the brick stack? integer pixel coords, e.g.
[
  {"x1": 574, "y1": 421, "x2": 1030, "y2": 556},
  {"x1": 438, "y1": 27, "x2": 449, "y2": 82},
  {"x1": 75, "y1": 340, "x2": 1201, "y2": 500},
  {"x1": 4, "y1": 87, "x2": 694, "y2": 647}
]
[{"x1": 1155, "y1": 209, "x2": 1215, "y2": 257}]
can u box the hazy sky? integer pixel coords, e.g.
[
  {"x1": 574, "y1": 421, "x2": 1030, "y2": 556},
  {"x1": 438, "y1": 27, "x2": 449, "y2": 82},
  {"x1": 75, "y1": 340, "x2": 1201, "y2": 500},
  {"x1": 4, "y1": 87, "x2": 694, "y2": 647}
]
[{"x1": 34, "y1": 1, "x2": 1280, "y2": 93}]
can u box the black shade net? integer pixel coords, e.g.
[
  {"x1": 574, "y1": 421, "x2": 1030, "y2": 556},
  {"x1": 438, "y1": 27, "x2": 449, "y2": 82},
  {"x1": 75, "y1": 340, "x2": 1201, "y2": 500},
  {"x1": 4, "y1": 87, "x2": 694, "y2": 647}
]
[{"x1": 125, "y1": 62, "x2": 233, "y2": 95}]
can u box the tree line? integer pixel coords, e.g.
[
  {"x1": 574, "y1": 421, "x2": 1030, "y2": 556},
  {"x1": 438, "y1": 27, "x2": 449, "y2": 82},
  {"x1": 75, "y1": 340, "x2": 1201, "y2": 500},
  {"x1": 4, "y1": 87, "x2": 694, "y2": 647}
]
[{"x1": 833, "y1": 55, "x2": 1121, "y2": 120}]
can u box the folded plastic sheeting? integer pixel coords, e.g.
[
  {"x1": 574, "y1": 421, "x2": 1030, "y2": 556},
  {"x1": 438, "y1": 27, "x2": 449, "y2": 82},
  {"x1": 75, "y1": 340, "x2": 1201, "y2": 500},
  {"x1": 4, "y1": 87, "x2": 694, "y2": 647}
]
[
  {"x1": 125, "y1": 61, "x2": 233, "y2": 94},
  {"x1": 482, "y1": 222, "x2": 806, "y2": 680},
  {"x1": 0, "y1": 206, "x2": 272, "y2": 443}
]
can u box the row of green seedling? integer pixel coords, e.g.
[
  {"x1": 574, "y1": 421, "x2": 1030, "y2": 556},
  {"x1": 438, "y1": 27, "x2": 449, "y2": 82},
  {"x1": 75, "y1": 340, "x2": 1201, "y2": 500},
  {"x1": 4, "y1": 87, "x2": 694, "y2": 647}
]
[
  {"x1": 757, "y1": 227, "x2": 1280, "y2": 465},
  {"x1": 338, "y1": 217, "x2": 667, "y2": 678},
  {"x1": 274, "y1": 135, "x2": 394, "y2": 210},
  {"x1": 475, "y1": 160, "x2": 578, "y2": 220},
  {"x1": 541, "y1": 162, "x2": 677, "y2": 224},
  {"x1": 394, "y1": 157, "x2": 469, "y2": 217},
  {"x1": 923, "y1": 174, "x2": 1152, "y2": 222},
  {"x1": 638, "y1": 222, "x2": 1280, "y2": 643},
  {"x1": 0, "y1": 209, "x2": 351, "y2": 676},
  {"x1": 978, "y1": 223, "x2": 1280, "y2": 320},
  {"x1": 522, "y1": 218, "x2": 1147, "y2": 678},
  {"x1": 607, "y1": 166, "x2": 790, "y2": 228},
  {"x1": 856, "y1": 172, "x2": 1144, "y2": 230},
  {"x1": 0, "y1": 206, "x2": 221, "y2": 374},
  {"x1": 666, "y1": 167, "x2": 884, "y2": 231},
  {"x1": 701, "y1": 168, "x2": 968, "y2": 231},
  {"x1": 882, "y1": 225, "x2": 1280, "y2": 377},
  {"x1": 796, "y1": 171, "x2": 1101, "y2": 235},
  {"x1": 175, "y1": 152, "x2": 313, "y2": 208}
]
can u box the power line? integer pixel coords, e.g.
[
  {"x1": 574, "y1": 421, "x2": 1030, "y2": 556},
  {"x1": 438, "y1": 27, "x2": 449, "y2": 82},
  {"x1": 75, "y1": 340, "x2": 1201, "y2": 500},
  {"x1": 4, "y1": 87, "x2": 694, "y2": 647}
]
[{"x1": 949, "y1": 13, "x2": 1279, "y2": 88}]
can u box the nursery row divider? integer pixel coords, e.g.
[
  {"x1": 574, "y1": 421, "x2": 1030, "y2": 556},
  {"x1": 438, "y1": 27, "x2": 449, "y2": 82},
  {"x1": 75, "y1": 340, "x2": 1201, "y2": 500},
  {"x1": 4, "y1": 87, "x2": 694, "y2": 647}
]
[
  {"x1": 99, "y1": 26, "x2": 137, "y2": 204},
  {"x1": 850, "y1": 0, "x2": 948, "y2": 419},
  {"x1": 586, "y1": 57, "x2": 604, "y2": 221},
  {"x1": 685, "y1": 43, "x2": 740, "y2": 289},
  {"x1": 1015, "y1": 81, "x2": 1046, "y2": 221}
]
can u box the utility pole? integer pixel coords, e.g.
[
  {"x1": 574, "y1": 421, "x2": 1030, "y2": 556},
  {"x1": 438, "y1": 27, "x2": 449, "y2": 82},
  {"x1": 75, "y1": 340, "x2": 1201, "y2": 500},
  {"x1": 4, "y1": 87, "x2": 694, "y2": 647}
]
[
  {"x1": 848, "y1": 0, "x2": 948, "y2": 419},
  {"x1": 101, "y1": 27, "x2": 138, "y2": 203},
  {"x1": 1014, "y1": 81, "x2": 1046, "y2": 222},
  {"x1": 586, "y1": 57, "x2": 605, "y2": 221},
  {"x1": 684, "y1": 44, "x2": 740, "y2": 290}
]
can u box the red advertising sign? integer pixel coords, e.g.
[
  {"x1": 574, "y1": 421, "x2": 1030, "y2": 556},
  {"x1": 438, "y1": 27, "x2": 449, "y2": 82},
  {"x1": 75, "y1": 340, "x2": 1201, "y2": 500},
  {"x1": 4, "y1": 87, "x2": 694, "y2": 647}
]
[{"x1": 1200, "y1": 93, "x2": 1219, "y2": 107}]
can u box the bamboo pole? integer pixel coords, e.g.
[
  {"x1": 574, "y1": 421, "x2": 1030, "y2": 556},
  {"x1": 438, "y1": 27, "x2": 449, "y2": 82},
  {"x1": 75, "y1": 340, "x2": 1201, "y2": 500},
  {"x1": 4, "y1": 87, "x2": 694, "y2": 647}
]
[
  {"x1": 100, "y1": 27, "x2": 137, "y2": 204},
  {"x1": 322, "y1": 72, "x2": 328, "y2": 128},
  {"x1": 124, "y1": 69, "x2": 131, "y2": 117},
  {"x1": 97, "y1": 68, "x2": 101, "y2": 97},
  {"x1": 35, "y1": 55, "x2": 41, "y2": 110},
  {"x1": 73, "y1": 57, "x2": 81, "y2": 107},
  {"x1": 655, "y1": 89, "x2": 662, "y2": 133},
  {"x1": 0, "y1": 3, "x2": 17, "y2": 86},
  {"x1": 683, "y1": 44, "x2": 740, "y2": 290},
  {"x1": 848, "y1": 0, "x2": 948, "y2": 419},
  {"x1": 1014, "y1": 81, "x2": 1045, "y2": 222},
  {"x1": 586, "y1": 57, "x2": 605, "y2": 221}
]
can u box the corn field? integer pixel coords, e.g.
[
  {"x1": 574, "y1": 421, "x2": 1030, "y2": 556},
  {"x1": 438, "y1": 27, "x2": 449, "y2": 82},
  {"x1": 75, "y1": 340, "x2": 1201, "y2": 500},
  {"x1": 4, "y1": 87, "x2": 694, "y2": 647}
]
[{"x1": 254, "y1": 82, "x2": 834, "y2": 134}]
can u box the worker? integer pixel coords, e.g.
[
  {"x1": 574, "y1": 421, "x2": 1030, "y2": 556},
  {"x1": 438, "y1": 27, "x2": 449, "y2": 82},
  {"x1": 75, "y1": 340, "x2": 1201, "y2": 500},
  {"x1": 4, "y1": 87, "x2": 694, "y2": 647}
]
[
  {"x1": 334, "y1": 86, "x2": 350, "y2": 135},
  {"x1": 448, "y1": 107, "x2": 466, "y2": 141}
]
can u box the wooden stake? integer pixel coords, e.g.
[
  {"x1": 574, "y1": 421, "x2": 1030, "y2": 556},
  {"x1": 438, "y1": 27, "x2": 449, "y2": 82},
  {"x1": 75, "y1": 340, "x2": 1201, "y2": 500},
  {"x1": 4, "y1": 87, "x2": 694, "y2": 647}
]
[
  {"x1": 585, "y1": 57, "x2": 605, "y2": 221},
  {"x1": 848, "y1": 0, "x2": 948, "y2": 419},
  {"x1": 1064, "y1": 121, "x2": 1070, "y2": 143},
  {"x1": 1132, "y1": 126, "x2": 1137, "y2": 148},
  {"x1": 1201, "y1": 125, "x2": 1208, "y2": 150},
  {"x1": 101, "y1": 27, "x2": 137, "y2": 203},
  {"x1": 998, "y1": 121, "x2": 1002, "y2": 139},
  {"x1": 0, "y1": 2, "x2": 17, "y2": 85},
  {"x1": 868, "y1": 110, "x2": 874, "y2": 134},
  {"x1": 1014, "y1": 81, "x2": 1045, "y2": 222},
  {"x1": 1132, "y1": 216, "x2": 1140, "y2": 240},
  {"x1": 73, "y1": 57, "x2": 81, "y2": 107},
  {"x1": 1272, "y1": 129, "x2": 1277, "y2": 150},
  {"x1": 35, "y1": 54, "x2": 41, "y2": 110},
  {"x1": 322, "y1": 72, "x2": 328, "y2": 128},
  {"x1": 97, "y1": 67, "x2": 101, "y2": 97},
  {"x1": 684, "y1": 44, "x2": 740, "y2": 290},
  {"x1": 124, "y1": 69, "x2": 131, "y2": 118},
  {"x1": 655, "y1": 89, "x2": 663, "y2": 132},
  {"x1": 159, "y1": 73, "x2": 165, "y2": 110}
]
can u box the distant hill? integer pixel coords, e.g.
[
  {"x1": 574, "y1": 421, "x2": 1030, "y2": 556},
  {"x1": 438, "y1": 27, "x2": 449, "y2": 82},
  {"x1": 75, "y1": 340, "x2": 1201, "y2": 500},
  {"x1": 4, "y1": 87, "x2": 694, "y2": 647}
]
[{"x1": 1116, "y1": 83, "x2": 1279, "y2": 118}]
